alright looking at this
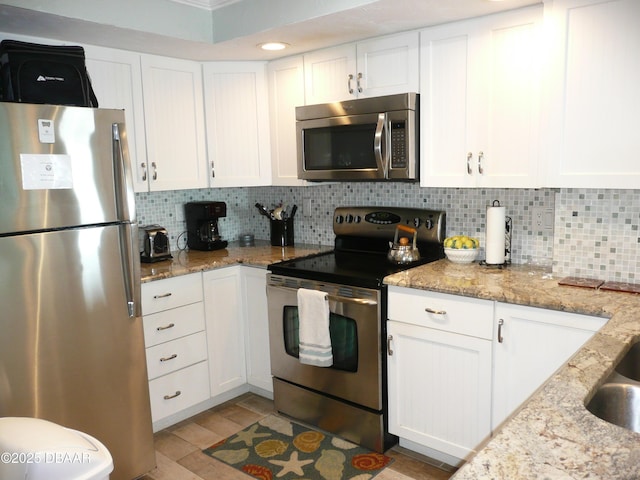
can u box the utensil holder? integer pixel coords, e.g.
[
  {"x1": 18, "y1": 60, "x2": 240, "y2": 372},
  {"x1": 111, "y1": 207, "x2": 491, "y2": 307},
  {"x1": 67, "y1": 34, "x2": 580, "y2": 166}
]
[{"x1": 270, "y1": 218, "x2": 294, "y2": 246}]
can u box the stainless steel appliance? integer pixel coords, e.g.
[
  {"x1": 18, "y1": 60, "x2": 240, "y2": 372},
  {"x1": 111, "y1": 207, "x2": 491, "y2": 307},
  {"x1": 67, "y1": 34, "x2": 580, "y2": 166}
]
[
  {"x1": 0, "y1": 102, "x2": 155, "y2": 480},
  {"x1": 140, "y1": 224, "x2": 172, "y2": 263},
  {"x1": 267, "y1": 206, "x2": 446, "y2": 453},
  {"x1": 296, "y1": 93, "x2": 419, "y2": 181},
  {"x1": 185, "y1": 201, "x2": 228, "y2": 251}
]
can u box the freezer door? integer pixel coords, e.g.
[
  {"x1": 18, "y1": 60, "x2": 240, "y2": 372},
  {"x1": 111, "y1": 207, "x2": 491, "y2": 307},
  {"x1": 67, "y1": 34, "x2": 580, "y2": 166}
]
[
  {"x1": 0, "y1": 224, "x2": 154, "y2": 480},
  {"x1": 0, "y1": 102, "x2": 134, "y2": 235}
]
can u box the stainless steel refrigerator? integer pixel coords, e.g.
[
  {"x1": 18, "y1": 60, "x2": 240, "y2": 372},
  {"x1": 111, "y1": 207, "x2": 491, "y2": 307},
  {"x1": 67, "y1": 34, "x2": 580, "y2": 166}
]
[{"x1": 0, "y1": 102, "x2": 155, "y2": 480}]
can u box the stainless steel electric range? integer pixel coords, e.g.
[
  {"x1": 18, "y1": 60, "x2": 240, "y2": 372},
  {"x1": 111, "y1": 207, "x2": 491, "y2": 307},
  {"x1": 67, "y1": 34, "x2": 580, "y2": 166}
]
[{"x1": 267, "y1": 206, "x2": 446, "y2": 452}]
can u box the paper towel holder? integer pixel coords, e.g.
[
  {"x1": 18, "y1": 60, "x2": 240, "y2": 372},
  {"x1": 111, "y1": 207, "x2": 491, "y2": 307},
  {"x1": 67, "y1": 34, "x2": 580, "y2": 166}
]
[{"x1": 480, "y1": 200, "x2": 512, "y2": 268}]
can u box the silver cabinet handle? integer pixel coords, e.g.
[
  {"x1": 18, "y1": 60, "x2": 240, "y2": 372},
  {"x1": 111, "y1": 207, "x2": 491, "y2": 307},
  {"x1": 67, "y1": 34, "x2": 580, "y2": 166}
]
[
  {"x1": 347, "y1": 73, "x2": 354, "y2": 94},
  {"x1": 151, "y1": 161, "x2": 158, "y2": 180},
  {"x1": 160, "y1": 353, "x2": 177, "y2": 362},
  {"x1": 425, "y1": 307, "x2": 447, "y2": 315},
  {"x1": 357, "y1": 72, "x2": 363, "y2": 93},
  {"x1": 141, "y1": 162, "x2": 147, "y2": 181},
  {"x1": 387, "y1": 335, "x2": 394, "y2": 356},
  {"x1": 156, "y1": 323, "x2": 175, "y2": 331},
  {"x1": 478, "y1": 151, "x2": 484, "y2": 175},
  {"x1": 211, "y1": 161, "x2": 215, "y2": 178},
  {"x1": 467, "y1": 152, "x2": 473, "y2": 175},
  {"x1": 163, "y1": 391, "x2": 181, "y2": 400},
  {"x1": 153, "y1": 292, "x2": 172, "y2": 299},
  {"x1": 498, "y1": 318, "x2": 504, "y2": 343}
]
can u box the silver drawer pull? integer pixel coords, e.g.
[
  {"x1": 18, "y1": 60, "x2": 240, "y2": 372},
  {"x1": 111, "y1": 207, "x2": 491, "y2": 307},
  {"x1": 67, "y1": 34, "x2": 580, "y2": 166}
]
[
  {"x1": 163, "y1": 390, "x2": 181, "y2": 400},
  {"x1": 153, "y1": 292, "x2": 172, "y2": 299},
  {"x1": 156, "y1": 323, "x2": 175, "y2": 331},
  {"x1": 160, "y1": 354, "x2": 177, "y2": 362},
  {"x1": 425, "y1": 307, "x2": 447, "y2": 315}
]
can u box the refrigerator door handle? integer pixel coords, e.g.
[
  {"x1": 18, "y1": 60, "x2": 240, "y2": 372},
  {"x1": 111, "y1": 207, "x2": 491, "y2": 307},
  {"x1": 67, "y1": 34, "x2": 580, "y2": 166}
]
[
  {"x1": 120, "y1": 222, "x2": 141, "y2": 318},
  {"x1": 113, "y1": 123, "x2": 141, "y2": 318},
  {"x1": 112, "y1": 123, "x2": 137, "y2": 222}
]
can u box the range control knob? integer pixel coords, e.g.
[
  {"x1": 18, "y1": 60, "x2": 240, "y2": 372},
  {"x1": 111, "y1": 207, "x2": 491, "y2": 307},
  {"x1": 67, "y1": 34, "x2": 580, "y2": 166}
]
[
  {"x1": 413, "y1": 218, "x2": 421, "y2": 228},
  {"x1": 346, "y1": 214, "x2": 354, "y2": 223},
  {"x1": 335, "y1": 215, "x2": 344, "y2": 224},
  {"x1": 354, "y1": 215, "x2": 361, "y2": 223},
  {"x1": 425, "y1": 218, "x2": 434, "y2": 229}
]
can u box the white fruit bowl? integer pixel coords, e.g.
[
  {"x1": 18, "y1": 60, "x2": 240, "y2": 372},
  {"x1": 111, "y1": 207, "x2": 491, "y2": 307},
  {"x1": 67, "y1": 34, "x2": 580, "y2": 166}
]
[{"x1": 445, "y1": 247, "x2": 479, "y2": 264}]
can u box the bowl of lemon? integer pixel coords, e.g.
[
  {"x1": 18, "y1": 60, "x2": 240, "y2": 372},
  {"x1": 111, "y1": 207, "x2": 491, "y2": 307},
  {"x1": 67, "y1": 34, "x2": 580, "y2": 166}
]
[{"x1": 443, "y1": 235, "x2": 479, "y2": 264}]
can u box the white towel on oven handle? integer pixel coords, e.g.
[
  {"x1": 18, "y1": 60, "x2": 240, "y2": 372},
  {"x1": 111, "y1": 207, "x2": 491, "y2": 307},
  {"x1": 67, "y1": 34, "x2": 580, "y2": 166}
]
[{"x1": 297, "y1": 288, "x2": 333, "y2": 367}]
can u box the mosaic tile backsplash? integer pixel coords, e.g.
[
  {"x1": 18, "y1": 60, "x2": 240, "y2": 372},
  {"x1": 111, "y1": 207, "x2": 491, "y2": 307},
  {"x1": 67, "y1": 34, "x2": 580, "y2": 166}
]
[{"x1": 136, "y1": 185, "x2": 640, "y2": 283}]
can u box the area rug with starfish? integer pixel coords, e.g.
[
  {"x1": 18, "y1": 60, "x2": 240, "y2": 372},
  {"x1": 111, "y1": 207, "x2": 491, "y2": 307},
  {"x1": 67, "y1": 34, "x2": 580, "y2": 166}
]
[{"x1": 202, "y1": 414, "x2": 393, "y2": 479}]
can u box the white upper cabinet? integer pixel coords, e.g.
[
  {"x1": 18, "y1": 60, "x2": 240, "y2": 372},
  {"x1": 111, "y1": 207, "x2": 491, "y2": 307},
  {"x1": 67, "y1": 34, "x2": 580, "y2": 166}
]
[
  {"x1": 543, "y1": 0, "x2": 640, "y2": 188},
  {"x1": 304, "y1": 31, "x2": 419, "y2": 104},
  {"x1": 267, "y1": 56, "x2": 306, "y2": 186},
  {"x1": 140, "y1": 55, "x2": 208, "y2": 191},
  {"x1": 203, "y1": 62, "x2": 271, "y2": 187},
  {"x1": 420, "y1": 6, "x2": 542, "y2": 188},
  {"x1": 84, "y1": 47, "x2": 148, "y2": 193}
]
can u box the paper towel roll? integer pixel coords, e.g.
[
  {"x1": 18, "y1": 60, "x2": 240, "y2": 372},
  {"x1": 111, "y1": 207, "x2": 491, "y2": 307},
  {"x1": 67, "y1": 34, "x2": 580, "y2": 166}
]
[{"x1": 486, "y1": 205, "x2": 506, "y2": 265}]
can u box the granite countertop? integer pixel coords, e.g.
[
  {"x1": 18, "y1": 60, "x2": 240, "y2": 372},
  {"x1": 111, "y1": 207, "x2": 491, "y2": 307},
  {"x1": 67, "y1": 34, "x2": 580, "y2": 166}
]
[
  {"x1": 140, "y1": 240, "x2": 331, "y2": 282},
  {"x1": 385, "y1": 260, "x2": 640, "y2": 479}
]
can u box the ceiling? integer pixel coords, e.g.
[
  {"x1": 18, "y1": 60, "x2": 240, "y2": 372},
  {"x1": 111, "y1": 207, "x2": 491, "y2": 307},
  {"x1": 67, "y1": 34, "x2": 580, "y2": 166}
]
[{"x1": 0, "y1": 0, "x2": 542, "y2": 61}]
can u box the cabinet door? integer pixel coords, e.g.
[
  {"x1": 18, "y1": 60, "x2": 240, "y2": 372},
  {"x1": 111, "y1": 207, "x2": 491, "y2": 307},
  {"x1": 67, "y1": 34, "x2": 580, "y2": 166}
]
[
  {"x1": 203, "y1": 267, "x2": 247, "y2": 396},
  {"x1": 241, "y1": 267, "x2": 272, "y2": 394},
  {"x1": 304, "y1": 44, "x2": 357, "y2": 104},
  {"x1": 267, "y1": 56, "x2": 306, "y2": 186},
  {"x1": 474, "y1": 7, "x2": 542, "y2": 188},
  {"x1": 420, "y1": 22, "x2": 478, "y2": 187},
  {"x1": 544, "y1": 0, "x2": 640, "y2": 188},
  {"x1": 387, "y1": 320, "x2": 492, "y2": 461},
  {"x1": 140, "y1": 55, "x2": 208, "y2": 191},
  {"x1": 356, "y1": 31, "x2": 419, "y2": 98},
  {"x1": 203, "y1": 62, "x2": 271, "y2": 187},
  {"x1": 420, "y1": 6, "x2": 542, "y2": 188},
  {"x1": 492, "y1": 303, "x2": 606, "y2": 429},
  {"x1": 84, "y1": 47, "x2": 149, "y2": 192}
]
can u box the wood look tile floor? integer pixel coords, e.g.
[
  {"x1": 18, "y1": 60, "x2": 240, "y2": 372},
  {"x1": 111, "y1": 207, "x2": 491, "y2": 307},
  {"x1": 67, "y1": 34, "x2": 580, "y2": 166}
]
[{"x1": 139, "y1": 393, "x2": 455, "y2": 480}]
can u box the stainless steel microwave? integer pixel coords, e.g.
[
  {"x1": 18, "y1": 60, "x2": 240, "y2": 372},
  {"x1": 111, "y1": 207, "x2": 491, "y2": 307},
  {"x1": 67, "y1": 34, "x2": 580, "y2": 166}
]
[{"x1": 296, "y1": 92, "x2": 419, "y2": 181}]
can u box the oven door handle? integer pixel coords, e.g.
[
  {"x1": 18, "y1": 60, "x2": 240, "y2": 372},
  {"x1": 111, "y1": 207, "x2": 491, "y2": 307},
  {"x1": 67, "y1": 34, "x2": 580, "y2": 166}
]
[{"x1": 327, "y1": 294, "x2": 377, "y2": 306}]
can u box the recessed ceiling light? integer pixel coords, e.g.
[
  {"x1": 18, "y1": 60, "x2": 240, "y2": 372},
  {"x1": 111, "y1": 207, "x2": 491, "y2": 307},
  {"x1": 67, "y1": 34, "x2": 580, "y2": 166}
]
[{"x1": 258, "y1": 42, "x2": 289, "y2": 51}]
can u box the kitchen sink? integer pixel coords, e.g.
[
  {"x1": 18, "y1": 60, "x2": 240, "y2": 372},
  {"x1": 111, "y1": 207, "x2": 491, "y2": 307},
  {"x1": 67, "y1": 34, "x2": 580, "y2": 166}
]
[
  {"x1": 615, "y1": 341, "x2": 640, "y2": 382},
  {"x1": 587, "y1": 382, "x2": 640, "y2": 433},
  {"x1": 586, "y1": 341, "x2": 640, "y2": 433}
]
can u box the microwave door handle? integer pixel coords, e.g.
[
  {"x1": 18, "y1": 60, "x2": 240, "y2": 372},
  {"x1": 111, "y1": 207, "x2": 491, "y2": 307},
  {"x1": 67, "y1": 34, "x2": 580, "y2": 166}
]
[{"x1": 373, "y1": 113, "x2": 389, "y2": 179}]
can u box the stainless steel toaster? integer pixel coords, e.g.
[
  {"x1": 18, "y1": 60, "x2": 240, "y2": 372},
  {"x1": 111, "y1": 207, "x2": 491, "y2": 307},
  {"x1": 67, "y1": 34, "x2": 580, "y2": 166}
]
[{"x1": 140, "y1": 225, "x2": 172, "y2": 263}]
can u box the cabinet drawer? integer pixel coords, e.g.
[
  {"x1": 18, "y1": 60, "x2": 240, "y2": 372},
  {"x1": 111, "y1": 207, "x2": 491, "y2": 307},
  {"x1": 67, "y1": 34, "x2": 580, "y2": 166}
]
[
  {"x1": 388, "y1": 286, "x2": 493, "y2": 339},
  {"x1": 143, "y1": 302, "x2": 205, "y2": 347},
  {"x1": 146, "y1": 331, "x2": 208, "y2": 380},
  {"x1": 148, "y1": 361, "x2": 210, "y2": 423},
  {"x1": 142, "y1": 273, "x2": 203, "y2": 315}
]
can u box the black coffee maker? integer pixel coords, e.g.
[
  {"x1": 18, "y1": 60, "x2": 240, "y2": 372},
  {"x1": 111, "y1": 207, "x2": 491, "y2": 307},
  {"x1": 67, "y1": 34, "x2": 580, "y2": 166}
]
[{"x1": 185, "y1": 201, "x2": 228, "y2": 251}]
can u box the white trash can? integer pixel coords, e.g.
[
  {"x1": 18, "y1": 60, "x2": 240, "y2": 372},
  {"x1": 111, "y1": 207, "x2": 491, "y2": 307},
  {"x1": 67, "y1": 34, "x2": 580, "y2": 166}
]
[{"x1": 0, "y1": 417, "x2": 113, "y2": 480}]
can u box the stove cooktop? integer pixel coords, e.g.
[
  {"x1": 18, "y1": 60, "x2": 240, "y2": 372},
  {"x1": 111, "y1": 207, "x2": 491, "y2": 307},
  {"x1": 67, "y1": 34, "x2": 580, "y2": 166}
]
[
  {"x1": 269, "y1": 206, "x2": 446, "y2": 289},
  {"x1": 269, "y1": 247, "x2": 444, "y2": 289}
]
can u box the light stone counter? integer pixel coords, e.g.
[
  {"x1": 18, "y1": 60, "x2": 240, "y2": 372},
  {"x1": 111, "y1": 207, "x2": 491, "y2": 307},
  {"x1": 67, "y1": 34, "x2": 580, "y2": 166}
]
[
  {"x1": 384, "y1": 260, "x2": 640, "y2": 479},
  {"x1": 140, "y1": 240, "x2": 331, "y2": 282}
]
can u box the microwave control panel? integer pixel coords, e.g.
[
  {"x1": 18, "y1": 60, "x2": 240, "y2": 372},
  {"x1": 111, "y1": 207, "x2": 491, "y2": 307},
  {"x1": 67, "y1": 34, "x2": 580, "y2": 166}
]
[{"x1": 390, "y1": 121, "x2": 407, "y2": 168}]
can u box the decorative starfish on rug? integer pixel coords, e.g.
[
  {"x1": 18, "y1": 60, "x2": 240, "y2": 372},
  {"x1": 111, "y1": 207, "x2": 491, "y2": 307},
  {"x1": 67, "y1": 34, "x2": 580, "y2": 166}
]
[
  {"x1": 230, "y1": 424, "x2": 271, "y2": 446},
  {"x1": 268, "y1": 451, "x2": 314, "y2": 477}
]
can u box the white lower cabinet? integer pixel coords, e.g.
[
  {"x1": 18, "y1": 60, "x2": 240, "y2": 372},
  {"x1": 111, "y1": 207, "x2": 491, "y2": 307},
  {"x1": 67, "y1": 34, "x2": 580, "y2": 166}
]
[
  {"x1": 141, "y1": 273, "x2": 210, "y2": 427},
  {"x1": 491, "y1": 302, "x2": 606, "y2": 429},
  {"x1": 203, "y1": 267, "x2": 247, "y2": 397},
  {"x1": 242, "y1": 266, "x2": 273, "y2": 394},
  {"x1": 387, "y1": 287, "x2": 493, "y2": 464},
  {"x1": 387, "y1": 287, "x2": 607, "y2": 465}
]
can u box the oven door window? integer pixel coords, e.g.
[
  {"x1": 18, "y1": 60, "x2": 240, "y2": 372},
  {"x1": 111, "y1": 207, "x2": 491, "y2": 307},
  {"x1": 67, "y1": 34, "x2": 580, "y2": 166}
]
[{"x1": 282, "y1": 306, "x2": 358, "y2": 372}]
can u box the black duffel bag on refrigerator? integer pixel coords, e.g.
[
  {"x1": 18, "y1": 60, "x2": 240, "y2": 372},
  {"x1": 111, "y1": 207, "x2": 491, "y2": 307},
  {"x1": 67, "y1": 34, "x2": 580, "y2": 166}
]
[{"x1": 0, "y1": 39, "x2": 98, "y2": 107}]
